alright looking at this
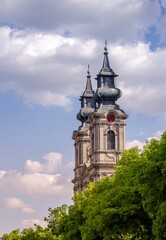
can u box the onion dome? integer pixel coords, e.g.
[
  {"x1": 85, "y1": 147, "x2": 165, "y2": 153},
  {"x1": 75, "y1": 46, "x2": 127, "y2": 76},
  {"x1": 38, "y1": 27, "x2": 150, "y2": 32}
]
[{"x1": 97, "y1": 85, "x2": 121, "y2": 100}]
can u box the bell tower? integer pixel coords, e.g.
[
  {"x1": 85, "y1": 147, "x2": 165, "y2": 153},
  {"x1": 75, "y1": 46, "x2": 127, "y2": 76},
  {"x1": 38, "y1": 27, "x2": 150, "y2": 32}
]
[
  {"x1": 72, "y1": 42, "x2": 128, "y2": 192},
  {"x1": 72, "y1": 66, "x2": 95, "y2": 192}
]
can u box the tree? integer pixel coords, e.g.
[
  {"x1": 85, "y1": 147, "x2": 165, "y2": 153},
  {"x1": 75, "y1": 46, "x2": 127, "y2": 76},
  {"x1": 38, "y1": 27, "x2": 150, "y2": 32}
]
[
  {"x1": 44, "y1": 204, "x2": 67, "y2": 237},
  {"x1": 138, "y1": 132, "x2": 166, "y2": 239},
  {"x1": 2, "y1": 132, "x2": 166, "y2": 239},
  {"x1": 1, "y1": 226, "x2": 60, "y2": 240},
  {"x1": 1, "y1": 229, "x2": 21, "y2": 240}
]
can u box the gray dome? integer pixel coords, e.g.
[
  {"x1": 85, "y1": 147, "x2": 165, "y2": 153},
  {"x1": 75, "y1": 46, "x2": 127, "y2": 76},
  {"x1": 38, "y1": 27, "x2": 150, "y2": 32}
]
[
  {"x1": 97, "y1": 86, "x2": 121, "y2": 100},
  {"x1": 77, "y1": 105, "x2": 94, "y2": 123}
]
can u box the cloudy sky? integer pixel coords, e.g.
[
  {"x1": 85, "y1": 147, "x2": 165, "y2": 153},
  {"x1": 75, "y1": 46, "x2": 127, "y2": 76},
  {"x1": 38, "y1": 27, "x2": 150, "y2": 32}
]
[{"x1": 0, "y1": 0, "x2": 166, "y2": 235}]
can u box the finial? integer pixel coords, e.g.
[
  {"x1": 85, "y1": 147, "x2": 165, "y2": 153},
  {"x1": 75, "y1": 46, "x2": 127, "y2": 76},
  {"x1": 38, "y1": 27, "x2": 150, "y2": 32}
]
[
  {"x1": 104, "y1": 40, "x2": 108, "y2": 54},
  {"x1": 87, "y1": 64, "x2": 90, "y2": 77}
]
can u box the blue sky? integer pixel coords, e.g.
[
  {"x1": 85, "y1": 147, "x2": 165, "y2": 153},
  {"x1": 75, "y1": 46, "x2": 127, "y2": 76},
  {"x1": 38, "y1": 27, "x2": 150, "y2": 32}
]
[{"x1": 0, "y1": 0, "x2": 166, "y2": 235}]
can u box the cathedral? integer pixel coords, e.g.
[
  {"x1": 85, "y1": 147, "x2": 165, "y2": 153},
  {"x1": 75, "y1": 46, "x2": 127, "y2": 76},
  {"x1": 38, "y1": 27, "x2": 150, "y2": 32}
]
[{"x1": 72, "y1": 42, "x2": 128, "y2": 192}]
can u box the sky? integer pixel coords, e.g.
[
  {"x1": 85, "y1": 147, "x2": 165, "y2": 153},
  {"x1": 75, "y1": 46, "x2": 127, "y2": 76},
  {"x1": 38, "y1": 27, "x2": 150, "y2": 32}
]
[{"x1": 0, "y1": 0, "x2": 166, "y2": 235}]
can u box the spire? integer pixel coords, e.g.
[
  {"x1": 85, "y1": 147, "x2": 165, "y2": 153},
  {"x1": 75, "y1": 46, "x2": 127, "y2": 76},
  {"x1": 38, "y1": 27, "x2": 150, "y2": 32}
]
[
  {"x1": 83, "y1": 64, "x2": 93, "y2": 96},
  {"x1": 102, "y1": 40, "x2": 110, "y2": 69},
  {"x1": 77, "y1": 65, "x2": 95, "y2": 125},
  {"x1": 99, "y1": 41, "x2": 118, "y2": 77},
  {"x1": 94, "y1": 42, "x2": 121, "y2": 108}
]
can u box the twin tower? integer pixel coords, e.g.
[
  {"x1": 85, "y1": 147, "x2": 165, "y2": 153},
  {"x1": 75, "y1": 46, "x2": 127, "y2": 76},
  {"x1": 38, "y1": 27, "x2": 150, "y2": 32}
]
[{"x1": 72, "y1": 43, "x2": 128, "y2": 192}]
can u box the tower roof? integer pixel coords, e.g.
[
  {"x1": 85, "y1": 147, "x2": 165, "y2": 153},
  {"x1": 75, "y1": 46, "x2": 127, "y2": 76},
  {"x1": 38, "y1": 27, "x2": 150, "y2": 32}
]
[
  {"x1": 98, "y1": 41, "x2": 118, "y2": 77},
  {"x1": 82, "y1": 65, "x2": 94, "y2": 97},
  {"x1": 77, "y1": 65, "x2": 95, "y2": 125}
]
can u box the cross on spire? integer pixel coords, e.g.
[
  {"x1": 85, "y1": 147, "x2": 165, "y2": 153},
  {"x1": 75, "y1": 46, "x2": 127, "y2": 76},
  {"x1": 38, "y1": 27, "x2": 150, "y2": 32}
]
[
  {"x1": 104, "y1": 40, "x2": 108, "y2": 54},
  {"x1": 87, "y1": 64, "x2": 90, "y2": 77},
  {"x1": 85, "y1": 64, "x2": 93, "y2": 94}
]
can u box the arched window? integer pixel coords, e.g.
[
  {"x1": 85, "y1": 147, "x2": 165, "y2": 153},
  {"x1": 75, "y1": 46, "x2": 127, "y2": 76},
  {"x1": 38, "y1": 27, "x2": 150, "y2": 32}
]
[{"x1": 107, "y1": 131, "x2": 115, "y2": 149}]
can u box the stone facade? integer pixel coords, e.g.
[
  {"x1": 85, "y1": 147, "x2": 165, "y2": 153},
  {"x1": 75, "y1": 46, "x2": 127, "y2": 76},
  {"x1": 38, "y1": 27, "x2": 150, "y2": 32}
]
[{"x1": 72, "y1": 43, "x2": 128, "y2": 192}]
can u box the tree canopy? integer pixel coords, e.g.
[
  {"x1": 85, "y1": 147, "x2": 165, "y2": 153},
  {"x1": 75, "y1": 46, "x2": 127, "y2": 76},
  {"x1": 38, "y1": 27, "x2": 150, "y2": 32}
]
[{"x1": 2, "y1": 132, "x2": 166, "y2": 240}]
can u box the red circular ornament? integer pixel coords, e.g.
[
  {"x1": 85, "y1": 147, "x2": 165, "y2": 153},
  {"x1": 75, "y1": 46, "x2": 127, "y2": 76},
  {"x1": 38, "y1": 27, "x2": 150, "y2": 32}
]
[{"x1": 107, "y1": 114, "x2": 115, "y2": 122}]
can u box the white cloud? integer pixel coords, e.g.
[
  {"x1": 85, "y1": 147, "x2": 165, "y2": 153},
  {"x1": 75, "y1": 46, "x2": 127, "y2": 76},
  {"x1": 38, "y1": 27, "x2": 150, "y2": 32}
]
[
  {"x1": 25, "y1": 152, "x2": 62, "y2": 173},
  {"x1": 0, "y1": 171, "x2": 6, "y2": 178},
  {"x1": 147, "y1": 130, "x2": 164, "y2": 142},
  {"x1": 126, "y1": 130, "x2": 164, "y2": 149},
  {"x1": 0, "y1": 0, "x2": 163, "y2": 113},
  {"x1": 0, "y1": 0, "x2": 160, "y2": 41},
  {"x1": 0, "y1": 197, "x2": 34, "y2": 213},
  {"x1": 0, "y1": 25, "x2": 166, "y2": 119},
  {"x1": 0, "y1": 152, "x2": 73, "y2": 198},
  {"x1": 72, "y1": 0, "x2": 160, "y2": 42},
  {"x1": 25, "y1": 160, "x2": 42, "y2": 173},
  {"x1": 43, "y1": 152, "x2": 62, "y2": 173},
  {"x1": 21, "y1": 219, "x2": 47, "y2": 229},
  {"x1": 0, "y1": 154, "x2": 73, "y2": 234},
  {"x1": 161, "y1": 0, "x2": 166, "y2": 8},
  {"x1": 126, "y1": 139, "x2": 145, "y2": 150},
  {"x1": 109, "y1": 42, "x2": 166, "y2": 119},
  {"x1": 0, "y1": 26, "x2": 97, "y2": 108},
  {"x1": 0, "y1": 171, "x2": 70, "y2": 197}
]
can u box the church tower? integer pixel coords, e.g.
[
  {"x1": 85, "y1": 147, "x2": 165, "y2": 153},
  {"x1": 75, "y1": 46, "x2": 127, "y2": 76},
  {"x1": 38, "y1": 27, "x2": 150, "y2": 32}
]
[{"x1": 72, "y1": 42, "x2": 128, "y2": 192}]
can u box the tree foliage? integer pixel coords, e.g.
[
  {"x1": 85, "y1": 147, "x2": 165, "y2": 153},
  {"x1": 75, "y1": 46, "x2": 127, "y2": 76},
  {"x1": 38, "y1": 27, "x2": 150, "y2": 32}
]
[
  {"x1": 1, "y1": 226, "x2": 60, "y2": 240},
  {"x1": 2, "y1": 132, "x2": 166, "y2": 239}
]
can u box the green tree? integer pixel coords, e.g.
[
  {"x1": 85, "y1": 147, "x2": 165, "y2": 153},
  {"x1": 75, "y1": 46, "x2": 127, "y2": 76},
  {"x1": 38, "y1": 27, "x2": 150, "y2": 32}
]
[
  {"x1": 21, "y1": 225, "x2": 59, "y2": 240},
  {"x1": 138, "y1": 132, "x2": 166, "y2": 239},
  {"x1": 153, "y1": 201, "x2": 166, "y2": 239},
  {"x1": 48, "y1": 133, "x2": 166, "y2": 239},
  {"x1": 1, "y1": 229, "x2": 21, "y2": 240},
  {"x1": 44, "y1": 204, "x2": 67, "y2": 237},
  {"x1": 1, "y1": 226, "x2": 60, "y2": 240},
  {"x1": 2, "y1": 132, "x2": 166, "y2": 239}
]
